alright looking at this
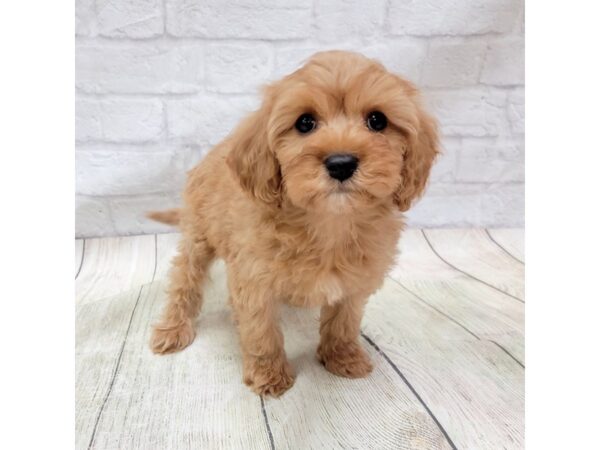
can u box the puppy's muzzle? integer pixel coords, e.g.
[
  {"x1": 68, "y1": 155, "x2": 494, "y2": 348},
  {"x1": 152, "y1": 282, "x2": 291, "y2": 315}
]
[{"x1": 324, "y1": 153, "x2": 358, "y2": 182}]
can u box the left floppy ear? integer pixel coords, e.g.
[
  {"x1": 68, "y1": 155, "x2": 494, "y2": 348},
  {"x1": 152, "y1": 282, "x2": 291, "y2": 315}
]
[
  {"x1": 394, "y1": 96, "x2": 440, "y2": 212},
  {"x1": 226, "y1": 99, "x2": 281, "y2": 207}
]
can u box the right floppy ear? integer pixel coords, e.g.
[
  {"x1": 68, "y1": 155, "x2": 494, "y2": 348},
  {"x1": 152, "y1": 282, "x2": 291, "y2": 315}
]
[
  {"x1": 226, "y1": 103, "x2": 281, "y2": 206},
  {"x1": 393, "y1": 96, "x2": 440, "y2": 212}
]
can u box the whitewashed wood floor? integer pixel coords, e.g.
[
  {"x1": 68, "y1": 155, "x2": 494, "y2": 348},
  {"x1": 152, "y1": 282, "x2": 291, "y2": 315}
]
[{"x1": 75, "y1": 229, "x2": 524, "y2": 450}]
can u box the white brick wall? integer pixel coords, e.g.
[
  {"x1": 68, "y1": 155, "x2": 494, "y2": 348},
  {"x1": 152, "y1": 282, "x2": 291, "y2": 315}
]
[{"x1": 76, "y1": 0, "x2": 524, "y2": 237}]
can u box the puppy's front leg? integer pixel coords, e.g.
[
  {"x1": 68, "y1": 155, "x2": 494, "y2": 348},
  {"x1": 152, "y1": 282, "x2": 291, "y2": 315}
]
[
  {"x1": 317, "y1": 296, "x2": 373, "y2": 378},
  {"x1": 231, "y1": 289, "x2": 295, "y2": 397}
]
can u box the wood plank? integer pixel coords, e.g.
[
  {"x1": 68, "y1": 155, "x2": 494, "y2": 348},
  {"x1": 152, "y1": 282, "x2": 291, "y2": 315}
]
[
  {"x1": 265, "y1": 276, "x2": 524, "y2": 449},
  {"x1": 362, "y1": 281, "x2": 524, "y2": 449},
  {"x1": 76, "y1": 235, "x2": 156, "y2": 305},
  {"x1": 265, "y1": 305, "x2": 455, "y2": 450},
  {"x1": 76, "y1": 234, "x2": 158, "y2": 449},
  {"x1": 390, "y1": 230, "x2": 524, "y2": 364},
  {"x1": 363, "y1": 334, "x2": 524, "y2": 450},
  {"x1": 82, "y1": 263, "x2": 454, "y2": 449},
  {"x1": 76, "y1": 284, "x2": 147, "y2": 450},
  {"x1": 75, "y1": 239, "x2": 85, "y2": 279},
  {"x1": 481, "y1": 332, "x2": 525, "y2": 366},
  {"x1": 390, "y1": 229, "x2": 464, "y2": 282},
  {"x1": 80, "y1": 263, "x2": 274, "y2": 450},
  {"x1": 76, "y1": 231, "x2": 524, "y2": 449},
  {"x1": 486, "y1": 229, "x2": 525, "y2": 263},
  {"x1": 392, "y1": 279, "x2": 524, "y2": 364},
  {"x1": 422, "y1": 229, "x2": 525, "y2": 300}
]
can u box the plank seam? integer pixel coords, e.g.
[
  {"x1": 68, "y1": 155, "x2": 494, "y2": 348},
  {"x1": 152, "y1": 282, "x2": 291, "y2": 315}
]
[
  {"x1": 87, "y1": 236, "x2": 158, "y2": 449},
  {"x1": 87, "y1": 285, "x2": 145, "y2": 450},
  {"x1": 151, "y1": 234, "x2": 158, "y2": 282},
  {"x1": 484, "y1": 229, "x2": 525, "y2": 265},
  {"x1": 389, "y1": 277, "x2": 525, "y2": 368},
  {"x1": 76, "y1": 239, "x2": 86, "y2": 280},
  {"x1": 361, "y1": 332, "x2": 459, "y2": 450},
  {"x1": 489, "y1": 340, "x2": 525, "y2": 368},
  {"x1": 389, "y1": 277, "x2": 481, "y2": 341},
  {"x1": 260, "y1": 396, "x2": 276, "y2": 450},
  {"x1": 421, "y1": 230, "x2": 525, "y2": 304}
]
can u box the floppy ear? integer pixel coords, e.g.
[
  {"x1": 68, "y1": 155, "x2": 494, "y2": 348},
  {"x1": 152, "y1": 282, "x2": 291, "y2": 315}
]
[
  {"x1": 226, "y1": 104, "x2": 281, "y2": 206},
  {"x1": 394, "y1": 100, "x2": 439, "y2": 212}
]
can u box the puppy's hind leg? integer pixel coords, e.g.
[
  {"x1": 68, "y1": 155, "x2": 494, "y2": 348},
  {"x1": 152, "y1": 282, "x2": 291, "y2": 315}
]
[{"x1": 150, "y1": 237, "x2": 214, "y2": 354}]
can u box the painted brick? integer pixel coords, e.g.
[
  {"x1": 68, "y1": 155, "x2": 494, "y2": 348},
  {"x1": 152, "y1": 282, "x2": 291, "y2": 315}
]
[
  {"x1": 76, "y1": 99, "x2": 164, "y2": 142},
  {"x1": 314, "y1": 0, "x2": 386, "y2": 42},
  {"x1": 456, "y1": 138, "x2": 524, "y2": 182},
  {"x1": 74, "y1": 0, "x2": 525, "y2": 236},
  {"x1": 273, "y1": 42, "x2": 426, "y2": 84},
  {"x1": 362, "y1": 41, "x2": 427, "y2": 82},
  {"x1": 424, "y1": 88, "x2": 508, "y2": 137},
  {"x1": 406, "y1": 183, "x2": 524, "y2": 227},
  {"x1": 76, "y1": 0, "x2": 96, "y2": 36},
  {"x1": 76, "y1": 43, "x2": 204, "y2": 94},
  {"x1": 508, "y1": 88, "x2": 525, "y2": 135},
  {"x1": 422, "y1": 40, "x2": 487, "y2": 87},
  {"x1": 75, "y1": 147, "x2": 196, "y2": 196},
  {"x1": 430, "y1": 138, "x2": 460, "y2": 183},
  {"x1": 166, "y1": 0, "x2": 311, "y2": 39},
  {"x1": 274, "y1": 46, "x2": 323, "y2": 80},
  {"x1": 387, "y1": 0, "x2": 522, "y2": 36},
  {"x1": 97, "y1": 0, "x2": 163, "y2": 38},
  {"x1": 109, "y1": 192, "x2": 183, "y2": 236},
  {"x1": 481, "y1": 38, "x2": 525, "y2": 85},
  {"x1": 76, "y1": 196, "x2": 114, "y2": 237},
  {"x1": 205, "y1": 44, "x2": 272, "y2": 94},
  {"x1": 167, "y1": 96, "x2": 260, "y2": 146}
]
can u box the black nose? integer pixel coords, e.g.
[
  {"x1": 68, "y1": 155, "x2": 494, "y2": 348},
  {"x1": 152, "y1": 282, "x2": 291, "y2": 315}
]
[{"x1": 324, "y1": 153, "x2": 358, "y2": 182}]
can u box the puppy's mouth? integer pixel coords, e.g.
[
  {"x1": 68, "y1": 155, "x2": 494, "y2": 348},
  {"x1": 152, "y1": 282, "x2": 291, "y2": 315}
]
[
  {"x1": 328, "y1": 180, "x2": 380, "y2": 203},
  {"x1": 332, "y1": 182, "x2": 354, "y2": 194},
  {"x1": 327, "y1": 180, "x2": 361, "y2": 198}
]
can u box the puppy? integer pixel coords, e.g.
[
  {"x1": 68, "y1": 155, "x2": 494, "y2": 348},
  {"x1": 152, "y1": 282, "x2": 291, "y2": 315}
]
[{"x1": 149, "y1": 51, "x2": 438, "y2": 397}]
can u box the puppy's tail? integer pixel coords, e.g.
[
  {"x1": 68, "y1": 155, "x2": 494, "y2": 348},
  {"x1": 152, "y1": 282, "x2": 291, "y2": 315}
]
[{"x1": 146, "y1": 208, "x2": 181, "y2": 226}]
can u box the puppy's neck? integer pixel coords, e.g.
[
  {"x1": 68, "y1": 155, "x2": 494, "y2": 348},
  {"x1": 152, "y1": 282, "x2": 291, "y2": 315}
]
[{"x1": 274, "y1": 199, "x2": 398, "y2": 247}]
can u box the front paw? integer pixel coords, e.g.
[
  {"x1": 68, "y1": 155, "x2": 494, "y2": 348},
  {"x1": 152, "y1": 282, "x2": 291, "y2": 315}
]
[
  {"x1": 150, "y1": 320, "x2": 196, "y2": 354},
  {"x1": 317, "y1": 342, "x2": 373, "y2": 378},
  {"x1": 244, "y1": 357, "x2": 296, "y2": 397}
]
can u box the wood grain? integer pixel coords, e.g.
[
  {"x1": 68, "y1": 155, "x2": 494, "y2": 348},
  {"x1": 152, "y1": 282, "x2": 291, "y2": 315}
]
[
  {"x1": 486, "y1": 228, "x2": 525, "y2": 263},
  {"x1": 423, "y1": 229, "x2": 525, "y2": 301},
  {"x1": 390, "y1": 230, "x2": 467, "y2": 282},
  {"x1": 390, "y1": 229, "x2": 524, "y2": 364},
  {"x1": 267, "y1": 305, "x2": 453, "y2": 450},
  {"x1": 81, "y1": 271, "x2": 275, "y2": 450},
  {"x1": 75, "y1": 230, "x2": 525, "y2": 449},
  {"x1": 75, "y1": 239, "x2": 85, "y2": 279},
  {"x1": 75, "y1": 235, "x2": 156, "y2": 305},
  {"x1": 76, "y1": 285, "x2": 146, "y2": 450},
  {"x1": 393, "y1": 278, "x2": 524, "y2": 364},
  {"x1": 363, "y1": 281, "x2": 524, "y2": 449}
]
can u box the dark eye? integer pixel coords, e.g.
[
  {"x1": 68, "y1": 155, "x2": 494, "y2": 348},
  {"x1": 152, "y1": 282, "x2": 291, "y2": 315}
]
[
  {"x1": 366, "y1": 111, "x2": 388, "y2": 132},
  {"x1": 295, "y1": 113, "x2": 317, "y2": 134}
]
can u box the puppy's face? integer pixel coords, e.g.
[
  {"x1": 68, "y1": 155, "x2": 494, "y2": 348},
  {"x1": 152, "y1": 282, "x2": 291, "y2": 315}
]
[{"x1": 227, "y1": 51, "x2": 439, "y2": 214}]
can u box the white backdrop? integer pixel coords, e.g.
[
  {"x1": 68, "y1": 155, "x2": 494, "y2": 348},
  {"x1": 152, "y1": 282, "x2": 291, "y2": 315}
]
[{"x1": 75, "y1": 0, "x2": 524, "y2": 237}]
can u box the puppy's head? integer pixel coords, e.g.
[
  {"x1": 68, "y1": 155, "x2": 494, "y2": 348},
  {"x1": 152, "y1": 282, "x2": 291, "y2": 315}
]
[{"x1": 227, "y1": 51, "x2": 439, "y2": 214}]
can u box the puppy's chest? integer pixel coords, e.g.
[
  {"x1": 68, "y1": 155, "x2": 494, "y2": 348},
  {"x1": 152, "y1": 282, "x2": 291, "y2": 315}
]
[
  {"x1": 277, "y1": 245, "x2": 385, "y2": 308},
  {"x1": 284, "y1": 267, "x2": 346, "y2": 307}
]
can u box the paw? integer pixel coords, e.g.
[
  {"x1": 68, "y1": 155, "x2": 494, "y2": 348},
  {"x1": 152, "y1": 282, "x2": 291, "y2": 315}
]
[
  {"x1": 317, "y1": 342, "x2": 373, "y2": 378},
  {"x1": 244, "y1": 359, "x2": 296, "y2": 397},
  {"x1": 150, "y1": 321, "x2": 196, "y2": 354}
]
